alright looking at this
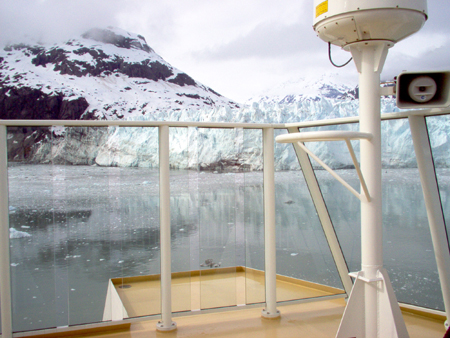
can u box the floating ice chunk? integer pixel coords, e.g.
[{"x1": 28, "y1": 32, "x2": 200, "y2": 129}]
[
  {"x1": 10, "y1": 228, "x2": 31, "y2": 239},
  {"x1": 21, "y1": 225, "x2": 31, "y2": 229},
  {"x1": 11, "y1": 263, "x2": 19, "y2": 267},
  {"x1": 290, "y1": 253, "x2": 299, "y2": 256}
]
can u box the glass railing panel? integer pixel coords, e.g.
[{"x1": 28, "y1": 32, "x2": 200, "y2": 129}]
[
  {"x1": 8, "y1": 126, "x2": 59, "y2": 332},
  {"x1": 169, "y1": 127, "x2": 191, "y2": 312},
  {"x1": 196, "y1": 128, "x2": 238, "y2": 309},
  {"x1": 274, "y1": 129, "x2": 343, "y2": 303},
  {"x1": 97, "y1": 127, "x2": 161, "y2": 319},
  {"x1": 242, "y1": 129, "x2": 265, "y2": 305},
  {"x1": 426, "y1": 115, "x2": 450, "y2": 245},
  {"x1": 7, "y1": 126, "x2": 161, "y2": 332},
  {"x1": 427, "y1": 115, "x2": 450, "y2": 310},
  {"x1": 381, "y1": 118, "x2": 442, "y2": 310},
  {"x1": 302, "y1": 124, "x2": 362, "y2": 275}
]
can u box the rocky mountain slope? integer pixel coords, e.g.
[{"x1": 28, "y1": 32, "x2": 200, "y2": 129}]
[{"x1": 0, "y1": 27, "x2": 239, "y2": 121}]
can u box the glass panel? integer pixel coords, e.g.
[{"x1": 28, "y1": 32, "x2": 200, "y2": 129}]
[
  {"x1": 243, "y1": 129, "x2": 265, "y2": 305},
  {"x1": 427, "y1": 115, "x2": 450, "y2": 310},
  {"x1": 306, "y1": 120, "x2": 442, "y2": 310},
  {"x1": 381, "y1": 119, "x2": 441, "y2": 310},
  {"x1": 427, "y1": 115, "x2": 450, "y2": 245},
  {"x1": 197, "y1": 128, "x2": 238, "y2": 309},
  {"x1": 304, "y1": 124, "x2": 362, "y2": 274},
  {"x1": 274, "y1": 129, "x2": 343, "y2": 303},
  {"x1": 9, "y1": 127, "x2": 59, "y2": 332},
  {"x1": 96, "y1": 127, "x2": 161, "y2": 319},
  {"x1": 169, "y1": 127, "x2": 191, "y2": 312},
  {"x1": 8, "y1": 126, "x2": 161, "y2": 332}
]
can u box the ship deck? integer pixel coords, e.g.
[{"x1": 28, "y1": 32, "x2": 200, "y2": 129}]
[
  {"x1": 18, "y1": 269, "x2": 447, "y2": 338},
  {"x1": 20, "y1": 299, "x2": 446, "y2": 338}
]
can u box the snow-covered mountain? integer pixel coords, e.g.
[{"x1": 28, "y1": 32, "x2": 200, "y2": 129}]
[{"x1": 0, "y1": 27, "x2": 239, "y2": 121}]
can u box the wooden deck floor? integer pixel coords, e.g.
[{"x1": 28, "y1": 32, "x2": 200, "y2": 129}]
[
  {"x1": 62, "y1": 299, "x2": 446, "y2": 338},
  {"x1": 17, "y1": 268, "x2": 447, "y2": 338}
]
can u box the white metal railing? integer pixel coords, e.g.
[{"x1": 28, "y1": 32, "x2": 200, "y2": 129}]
[{"x1": 1, "y1": 106, "x2": 450, "y2": 336}]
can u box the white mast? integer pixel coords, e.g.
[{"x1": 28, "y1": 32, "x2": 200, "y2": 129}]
[{"x1": 313, "y1": 1, "x2": 428, "y2": 337}]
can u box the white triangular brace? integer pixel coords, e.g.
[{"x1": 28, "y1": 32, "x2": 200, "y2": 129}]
[{"x1": 336, "y1": 269, "x2": 409, "y2": 338}]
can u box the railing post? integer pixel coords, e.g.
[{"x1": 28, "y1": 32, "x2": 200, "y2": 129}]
[
  {"x1": 409, "y1": 115, "x2": 450, "y2": 329},
  {"x1": 262, "y1": 127, "x2": 280, "y2": 319},
  {"x1": 0, "y1": 125, "x2": 13, "y2": 338},
  {"x1": 157, "y1": 125, "x2": 177, "y2": 332}
]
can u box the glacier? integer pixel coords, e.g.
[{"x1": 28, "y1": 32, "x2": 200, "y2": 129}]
[{"x1": 25, "y1": 92, "x2": 450, "y2": 171}]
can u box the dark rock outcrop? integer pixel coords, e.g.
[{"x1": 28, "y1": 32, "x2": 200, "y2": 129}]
[
  {"x1": 30, "y1": 45, "x2": 177, "y2": 81},
  {"x1": 0, "y1": 86, "x2": 91, "y2": 163},
  {"x1": 0, "y1": 86, "x2": 89, "y2": 120},
  {"x1": 168, "y1": 73, "x2": 196, "y2": 87}
]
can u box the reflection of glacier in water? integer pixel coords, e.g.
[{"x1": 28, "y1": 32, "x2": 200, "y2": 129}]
[{"x1": 7, "y1": 164, "x2": 447, "y2": 332}]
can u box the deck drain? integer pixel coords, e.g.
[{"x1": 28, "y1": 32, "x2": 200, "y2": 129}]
[{"x1": 118, "y1": 284, "x2": 132, "y2": 289}]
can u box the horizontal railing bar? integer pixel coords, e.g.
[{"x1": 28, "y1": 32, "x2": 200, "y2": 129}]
[
  {"x1": 0, "y1": 120, "x2": 285, "y2": 129},
  {"x1": 285, "y1": 107, "x2": 450, "y2": 128},
  {"x1": 1, "y1": 107, "x2": 449, "y2": 129}
]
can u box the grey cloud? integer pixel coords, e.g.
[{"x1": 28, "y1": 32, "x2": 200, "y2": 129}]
[
  {"x1": 383, "y1": 44, "x2": 450, "y2": 82},
  {"x1": 0, "y1": 0, "x2": 124, "y2": 46},
  {"x1": 195, "y1": 21, "x2": 324, "y2": 61}
]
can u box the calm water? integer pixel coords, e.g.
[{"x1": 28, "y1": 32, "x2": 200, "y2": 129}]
[{"x1": 6, "y1": 165, "x2": 447, "y2": 332}]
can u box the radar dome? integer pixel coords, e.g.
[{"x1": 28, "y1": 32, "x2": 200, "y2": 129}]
[{"x1": 313, "y1": 0, "x2": 427, "y2": 47}]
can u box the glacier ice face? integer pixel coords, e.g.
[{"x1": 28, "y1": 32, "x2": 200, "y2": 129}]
[{"x1": 24, "y1": 91, "x2": 437, "y2": 171}]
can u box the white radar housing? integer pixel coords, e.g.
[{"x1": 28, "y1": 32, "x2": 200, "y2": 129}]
[{"x1": 313, "y1": 0, "x2": 427, "y2": 47}]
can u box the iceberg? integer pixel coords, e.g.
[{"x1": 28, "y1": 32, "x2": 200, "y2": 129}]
[{"x1": 9, "y1": 228, "x2": 32, "y2": 239}]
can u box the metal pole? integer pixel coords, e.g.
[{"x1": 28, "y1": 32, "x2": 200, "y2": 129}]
[
  {"x1": 0, "y1": 125, "x2": 13, "y2": 338},
  {"x1": 409, "y1": 115, "x2": 450, "y2": 328},
  {"x1": 261, "y1": 127, "x2": 280, "y2": 319},
  {"x1": 337, "y1": 41, "x2": 409, "y2": 338},
  {"x1": 358, "y1": 42, "x2": 385, "y2": 338},
  {"x1": 156, "y1": 125, "x2": 177, "y2": 332}
]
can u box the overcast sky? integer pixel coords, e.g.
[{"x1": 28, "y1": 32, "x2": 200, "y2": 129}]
[{"x1": 1, "y1": 1, "x2": 449, "y2": 102}]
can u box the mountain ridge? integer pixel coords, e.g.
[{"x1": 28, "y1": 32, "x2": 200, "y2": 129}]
[{"x1": 0, "y1": 27, "x2": 239, "y2": 121}]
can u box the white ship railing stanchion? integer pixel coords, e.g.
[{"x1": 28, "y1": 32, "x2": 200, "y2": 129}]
[
  {"x1": 261, "y1": 127, "x2": 280, "y2": 319},
  {"x1": 157, "y1": 125, "x2": 177, "y2": 332},
  {"x1": 409, "y1": 115, "x2": 450, "y2": 329},
  {"x1": 0, "y1": 125, "x2": 13, "y2": 338}
]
